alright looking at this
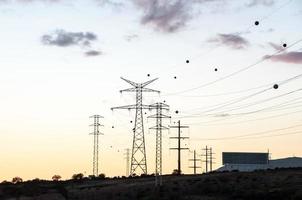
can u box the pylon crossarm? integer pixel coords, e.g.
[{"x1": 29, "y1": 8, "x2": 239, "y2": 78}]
[
  {"x1": 148, "y1": 114, "x2": 170, "y2": 118},
  {"x1": 121, "y1": 77, "x2": 138, "y2": 87},
  {"x1": 111, "y1": 104, "x2": 137, "y2": 110},
  {"x1": 149, "y1": 102, "x2": 169, "y2": 107},
  {"x1": 89, "y1": 115, "x2": 103, "y2": 118},
  {"x1": 141, "y1": 78, "x2": 159, "y2": 87},
  {"x1": 142, "y1": 88, "x2": 160, "y2": 93},
  {"x1": 120, "y1": 88, "x2": 137, "y2": 93},
  {"x1": 149, "y1": 125, "x2": 169, "y2": 130},
  {"x1": 89, "y1": 132, "x2": 104, "y2": 135}
]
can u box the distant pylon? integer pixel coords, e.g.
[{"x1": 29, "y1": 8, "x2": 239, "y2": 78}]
[
  {"x1": 169, "y1": 120, "x2": 189, "y2": 175},
  {"x1": 111, "y1": 77, "x2": 159, "y2": 175},
  {"x1": 189, "y1": 150, "x2": 201, "y2": 174},
  {"x1": 89, "y1": 115, "x2": 103, "y2": 176},
  {"x1": 124, "y1": 148, "x2": 131, "y2": 176},
  {"x1": 148, "y1": 102, "x2": 171, "y2": 186}
]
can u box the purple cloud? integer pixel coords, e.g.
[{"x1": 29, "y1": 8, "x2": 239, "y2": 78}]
[
  {"x1": 41, "y1": 29, "x2": 98, "y2": 47},
  {"x1": 246, "y1": 0, "x2": 275, "y2": 7},
  {"x1": 131, "y1": 0, "x2": 225, "y2": 33},
  {"x1": 207, "y1": 33, "x2": 250, "y2": 49},
  {"x1": 85, "y1": 50, "x2": 103, "y2": 56},
  {"x1": 264, "y1": 51, "x2": 302, "y2": 64}
]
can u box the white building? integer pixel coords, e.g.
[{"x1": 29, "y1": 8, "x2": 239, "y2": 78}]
[{"x1": 217, "y1": 152, "x2": 302, "y2": 172}]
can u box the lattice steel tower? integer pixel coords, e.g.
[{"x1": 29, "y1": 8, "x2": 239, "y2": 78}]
[
  {"x1": 89, "y1": 115, "x2": 103, "y2": 176},
  {"x1": 111, "y1": 77, "x2": 159, "y2": 175},
  {"x1": 148, "y1": 102, "x2": 170, "y2": 186}
]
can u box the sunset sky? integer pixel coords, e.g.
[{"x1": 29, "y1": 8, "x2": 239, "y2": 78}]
[{"x1": 0, "y1": 0, "x2": 302, "y2": 181}]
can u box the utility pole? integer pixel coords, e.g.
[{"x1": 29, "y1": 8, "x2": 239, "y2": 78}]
[
  {"x1": 124, "y1": 148, "x2": 130, "y2": 177},
  {"x1": 148, "y1": 102, "x2": 170, "y2": 186},
  {"x1": 209, "y1": 147, "x2": 215, "y2": 172},
  {"x1": 202, "y1": 146, "x2": 215, "y2": 173},
  {"x1": 111, "y1": 77, "x2": 159, "y2": 175},
  {"x1": 169, "y1": 120, "x2": 189, "y2": 175},
  {"x1": 89, "y1": 115, "x2": 103, "y2": 177},
  {"x1": 202, "y1": 146, "x2": 209, "y2": 173},
  {"x1": 189, "y1": 150, "x2": 201, "y2": 174}
]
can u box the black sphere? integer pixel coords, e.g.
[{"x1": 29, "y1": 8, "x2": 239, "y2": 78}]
[
  {"x1": 147, "y1": 74, "x2": 150, "y2": 77},
  {"x1": 273, "y1": 84, "x2": 279, "y2": 89},
  {"x1": 283, "y1": 43, "x2": 287, "y2": 48},
  {"x1": 175, "y1": 110, "x2": 179, "y2": 114},
  {"x1": 255, "y1": 21, "x2": 259, "y2": 26},
  {"x1": 186, "y1": 60, "x2": 189, "y2": 64},
  {"x1": 174, "y1": 76, "x2": 177, "y2": 79},
  {"x1": 215, "y1": 68, "x2": 218, "y2": 71},
  {"x1": 130, "y1": 121, "x2": 133, "y2": 123}
]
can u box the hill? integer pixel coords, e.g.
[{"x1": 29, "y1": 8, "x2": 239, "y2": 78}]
[{"x1": 1, "y1": 168, "x2": 302, "y2": 200}]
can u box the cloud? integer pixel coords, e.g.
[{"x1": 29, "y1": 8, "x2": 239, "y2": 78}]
[
  {"x1": 0, "y1": 0, "x2": 62, "y2": 3},
  {"x1": 246, "y1": 0, "x2": 275, "y2": 7},
  {"x1": 124, "y1": 34, "x2": 139, "y2": 42},
  {"x1": 41, "y1": 29, "x2": 98, "y2": 47},
  {"x1": 131, "y1": 0, "x2": 225, "y2": 33},
  {"x1": 264, "y1": 51, "x2": 302, "y2": 64},
  {"x1": 207, "y1": 33, "x2": 250, "y2": 49},
  {"x1": 95, "y1": 0, "x2": 123, "y2": 7},
  {"x1": 85, "y1": 50, "x2": 103, "y2": 56}
]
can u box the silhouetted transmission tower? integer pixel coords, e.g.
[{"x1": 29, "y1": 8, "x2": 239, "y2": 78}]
[
  {"x1": 148, "y1": 102, "x2": 171, "y2": 186},
  {"x1": 89, "y1": 115, "x2": 103, "y2": 176},
  {"x1": 111, "y1": 77, "x2": 159, "y2": 175}
]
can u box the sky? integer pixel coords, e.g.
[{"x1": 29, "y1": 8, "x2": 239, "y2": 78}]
[{"x1": 0, "y1": 0, "x2": 302, "y2": 181}]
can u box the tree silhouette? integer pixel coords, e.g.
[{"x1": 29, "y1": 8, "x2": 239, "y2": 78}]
[
  {"x1": 12, "y1": 177, "x2": 23, "y2": 184},
  {"x1": 72, "y1": 173, "x2": 84, "y2": 180},
  {"x1": 52, "y1": 175, "x2": 62, "y2": 181}
]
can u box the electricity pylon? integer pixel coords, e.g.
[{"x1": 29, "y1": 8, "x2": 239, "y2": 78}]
[
  {"x1": 89, "y1": 115, "x2": 103, "y2": 176},
  {"x1": 111, "y1": 77, "x2": 159, "y2": 175},
  {"x1": 124, "y1": 148, "x2": 131, "y2": 176},
  {"x1": 148, "y1": 102, "x2": 171, "y2": 186}
]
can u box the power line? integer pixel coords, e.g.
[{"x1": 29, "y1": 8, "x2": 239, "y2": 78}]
[
  {"x1": 191, "y1": 123, "x2": 302, "y2": 141},
  {"x1": 174, "y1": 72, "x2": 302, "y2": 98},
  {"x1": 179, "y1": 86, "x2": 302, "y2": 119},
  {"x1": 185, "y1": 109, "x2": 302, "y2": 126},
  {"x1": 163, "y1": 38, "x2": 302, "y2": 96},
  {"x1": 166, "y1": 0, "x2": 293, "y2": 71}
]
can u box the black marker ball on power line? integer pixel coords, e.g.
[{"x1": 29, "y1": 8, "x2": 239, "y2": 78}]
[
  {"x1": 255, "y1": 21, "x2": 259, "y2": 26},
  {"x1": 130, "y1": 120, "x2": 133, "y2": 123},
  {"x1": 147, "y1": 74, "x2": 150, "y2": 77},
  {"x1": 283, "y1": 43, "x2": 287, "y2": 48},
  {"x1": 174, "y1": 76, "x2": 177, "y2": 79},
  {"x1": 175, "y1": 110, "x2": 179, "y2": 114},
  {"x1": 163, "y1": 100, "x2": 166, "y2": 103},
  {"x1": 273, "y1": 84, "x2": 279, "y2": 89},
  {"x1": 215, "y1": 68, "x2": 218, "y2": 71},
  {"x1": 186, "y1": 60, "x2": 190, "y2": 64}
]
